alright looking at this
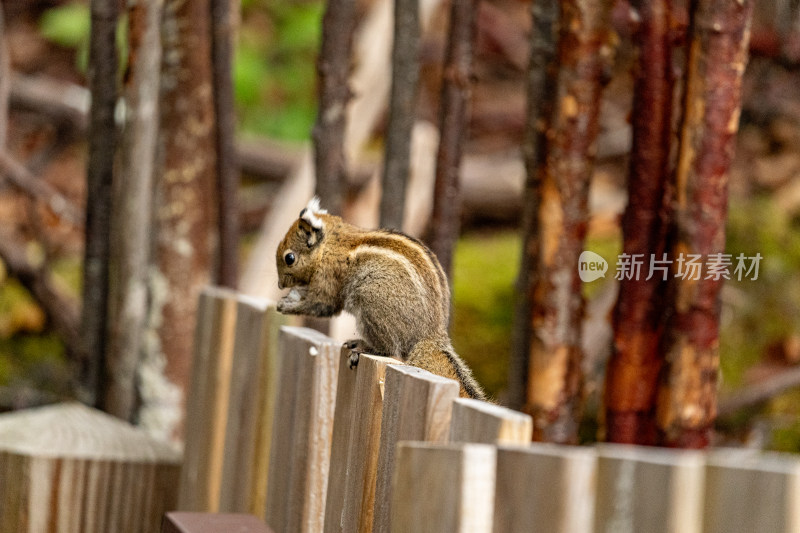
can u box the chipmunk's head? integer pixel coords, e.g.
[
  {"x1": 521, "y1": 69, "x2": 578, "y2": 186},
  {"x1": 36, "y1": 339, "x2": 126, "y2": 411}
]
[{"x1": 276, "y1": 196, "x2": 330, "y2": 289}]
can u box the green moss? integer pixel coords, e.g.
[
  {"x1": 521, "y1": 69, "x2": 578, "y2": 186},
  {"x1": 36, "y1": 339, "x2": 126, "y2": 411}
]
[
  {"x1": 721, "y1": 196, "x2": 800, "y2": 390},
  {"x1": 450, "y1": 231, "x2": 520, "y2": 399},
  {"x1": 38, "y1": 3, "x2": 128, "y2": 76},
  {"x1": 0, "y1": 259, "x2": 76, "y2": 393},
  {"x1": 236, "y1": 1, "x2": 322, "y2": 140},
  {"x1": 0, "y1": 333, "x2": 69, "y2": 391},
  {"x1": 39, "y1": 2, "x2": 90, "y2": 49},
  {"x1": 0, "y1": 280, "x2": 45, "y2": 338}
]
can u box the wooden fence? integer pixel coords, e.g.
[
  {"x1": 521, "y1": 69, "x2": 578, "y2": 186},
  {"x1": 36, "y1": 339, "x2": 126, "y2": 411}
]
[
  {"x1": 176, "y1": 287, "x2": 800, "y2": 533},
  {"x1": 2, "y1": 285, "x2": 800, "y2": 532}
]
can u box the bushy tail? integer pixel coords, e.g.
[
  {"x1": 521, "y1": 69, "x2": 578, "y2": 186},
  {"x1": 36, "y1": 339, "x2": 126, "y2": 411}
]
[
  {"x1": 406, "y1": 337, "x2": 488, "y2": 401},
  {"x1": 443, "y1": 347, "x2": 487, "y2": 401}
]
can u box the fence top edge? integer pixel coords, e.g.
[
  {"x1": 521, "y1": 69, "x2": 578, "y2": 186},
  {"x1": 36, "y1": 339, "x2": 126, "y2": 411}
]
[
  {"x1": 352, "y1": 353, "x2": 404, "y2": 365},
  {"x1": 0, "y1": 402, "x2": 181, "y2": 462},
  {"x1": 279, "y1": 325, "x2": 339, "y2": 347},
  {"x1": 496, "y1": 442, "x2": 598, "y2": 459},
  {"x1": 596, "y1": 443, "x2": 706, "y2": 465},
  {"x1": 706, "y1": 448, "x2": 800, "y2": 473},
  {"x1": 202, "y1": 285, "x2": 276, "y2": 310},
  {"x1": 385, "y1": 363, "x2": 461, "y2": 386},
  {"x1": 453, "y1": 397, "x2": 531, "y2": 420},
  {"x1": 396, "y1": 440, "x2": 498, "y2": 454},
  {"x1": 200, "y1": 285, "x2": 242, "y2": 300}
]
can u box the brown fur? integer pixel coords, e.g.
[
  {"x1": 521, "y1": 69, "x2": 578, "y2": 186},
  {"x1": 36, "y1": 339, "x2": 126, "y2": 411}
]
[{"x1": 276, "y1": 198, "x2": 486, "y2": 400}]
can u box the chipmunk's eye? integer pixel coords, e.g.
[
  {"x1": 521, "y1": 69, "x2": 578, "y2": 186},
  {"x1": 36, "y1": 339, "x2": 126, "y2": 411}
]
[{"x1": 284, "y1": 251, "x2": 296, "y2": 266}]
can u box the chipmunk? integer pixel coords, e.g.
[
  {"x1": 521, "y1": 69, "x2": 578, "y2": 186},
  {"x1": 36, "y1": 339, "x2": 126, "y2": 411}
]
[{"x1": 275, "y1": 197, "x2": 486, "y2": 400}]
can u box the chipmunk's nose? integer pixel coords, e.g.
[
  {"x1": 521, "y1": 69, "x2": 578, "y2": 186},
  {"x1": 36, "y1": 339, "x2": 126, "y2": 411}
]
[{"x1": 278, "y1": 278, "x2": 285, "y2": 290}]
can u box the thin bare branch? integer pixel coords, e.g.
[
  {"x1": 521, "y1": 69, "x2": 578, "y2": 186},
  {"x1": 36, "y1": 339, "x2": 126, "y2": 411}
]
[
  {"x1": 210, "y1": 0, "x2": 239, "y2": 287},
  {"x1": 0, "y1": 150, "x2": 83, "y2": 226},
  {"x1": 0, "y1": 235, "x2": 81, "y2": 361},
  {"x1": 429, "y1": 0, "x2": 480, "y2": 278},
  {"x1": 81, "y1": 0, "x2": 119, "y2": 406},
  {"x1": 9, "y1": 74, "x2": 89, "y2": 131},
  {"x1": 508, "y1": 0, "x2": 560, "y2": 412},
  {"x1": 104, "y1": 0, "x2": 162, "y2": 421},
  {"x1": 312, "y1": 0, "x2": 358, "y2": 215},
  {"x1": 718, "y1": 366, "x2": 800, "y2": 418},
  {"x1": 379, "y1": 0, "x2": 420, "y2": 230}
]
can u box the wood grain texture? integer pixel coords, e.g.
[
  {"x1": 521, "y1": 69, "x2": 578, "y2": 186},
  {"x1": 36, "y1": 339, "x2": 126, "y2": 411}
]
[
  {"x1": 179, "y1": 287, "x2": 240, "y2": 512},
  {"x1": 219, "y1": 299, "x2": 285, "y2": 517},
  {"x1": 390, "y1": 442, "x2": 496, "y2": 533},
  {"x1": 703, "y1": 449, "x2": 800, "y2": 533},
  {"x1": 264, "y1": 327, "x2": 340, "y2": 533},
  {"x1": 594, "y1": 444, "x2": 705, "y2": 533},
  {"x1": 449, "y1": 398, "x2": 532, "y2": 445},
  {"x1": 493, "y1": 443, "x2": 596, "y2": 533},
  {"x1": 372, "y1": 365, "x2": 459, "y2": 533},
  {"x1": 0, "y1": 403, "x2": 180, "y2": 533},
  {"x1": 324, "y1": 352, "x2": 402, "y2": 533},
  {"x1": 161, "y1": 512, "x2": 272, "y2": 533}
]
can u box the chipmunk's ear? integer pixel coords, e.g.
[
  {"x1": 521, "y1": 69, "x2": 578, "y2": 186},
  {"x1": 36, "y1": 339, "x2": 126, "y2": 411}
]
[
  {"x1": 298, "y1": 197, "x2": 327, "y2": 248},
  {"x1": 299, "y1": 196, "x2": 327, "y2": 229}
]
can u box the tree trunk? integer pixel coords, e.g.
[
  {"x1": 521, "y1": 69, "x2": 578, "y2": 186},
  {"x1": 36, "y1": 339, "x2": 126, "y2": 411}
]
[
  {"x1": 508, "y1": 0, "x2": 560, "y2": 412},
  {"x1": 144, "y1": 0, "x2": 218, "y2": 440},
  {"x1": 210, "y1": 0, "x2": 239, "y2": 287},
  {"x1": 604, "y1": 0, "x2": 673, "y2": 445},
  {"x1": 104, "y1": 0, "x2": 162, "y2": 422},
  {"x1": 656, "y1": 0, "x2": 753, "y2": 449},
  {"x1": 379, "y1": 0, "x2": 419, "y2": 231},
  {"x1": 81, "y1": 0, "x2": 118, "y2": 406},
  {"x1": 527, "y1": 0, "x2": 612, "y2": 443},
  {"x1": 312, "y1": 0, "x2": 357, "y2": 216},
  {"x1": 429, "y1": 0, "x2": 480, "y2": 279}
]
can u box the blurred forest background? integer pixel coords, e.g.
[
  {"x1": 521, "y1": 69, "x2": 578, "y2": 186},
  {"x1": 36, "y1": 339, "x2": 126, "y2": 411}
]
[{"x1": 1, "y1": 0, "x2": 800, "y2": 448}]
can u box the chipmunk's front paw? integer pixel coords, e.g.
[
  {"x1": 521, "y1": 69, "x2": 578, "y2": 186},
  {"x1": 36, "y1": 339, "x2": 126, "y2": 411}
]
[
  {"x1": 277, "y1": 287, "x2": 305, "y2": 314},
  {"x1": 343, "y1": 339, "x2": 372, "y2": 369}
]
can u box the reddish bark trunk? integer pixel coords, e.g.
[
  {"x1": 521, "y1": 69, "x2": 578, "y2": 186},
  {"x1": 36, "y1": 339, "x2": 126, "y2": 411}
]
[
  {"x1": 527, "y1": 0, "x2": 612, "y2": 444},
  {"x1": 656, "y1": 0, "x2": 753, "y2": 448},
  {"x1": 604, "y1": 0, "x2": 673, "y2": 445}
]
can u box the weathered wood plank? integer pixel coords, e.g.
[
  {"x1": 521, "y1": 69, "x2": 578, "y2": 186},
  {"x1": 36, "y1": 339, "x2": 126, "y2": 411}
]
[
  {"x1": 264, "y1": 327, "x2": 340, "y2": 533},
  {"x1": 219, "y1": 298, "x2": 285, "y2": 516},
  {"x1": 594, "y1": 444, "x2": 705, "y2": 533},
  {"x1": 161, "y1": 512, "x2": 273, "y2": 533},
  {"x1": 493, "y1": 443, "x2": 596, "y2": 533},
  {"x1": 703, "y1": 449, "x2": 800, "y2": 533},
  {"x1": 324, "y1": 351, "x2": 402, "y2": 533},
  {"x1": 0, "y1": 403, "x2": 180, "y2": 533},
  {"x1": 449, "y1": 398, "x2": 532, "y2": 445},
  {"x1": 179, "y1": 287, "x2": 240, "y2": 512},
  {"x1": 391, "y1": 442, "x2": 496, "y2": 533},
  {"x1": 372, "y1": 365, "x2": 460, "y2": 533},
  {"x1": 323, "y1": 347, "x2": 360, "y2": 533}
]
